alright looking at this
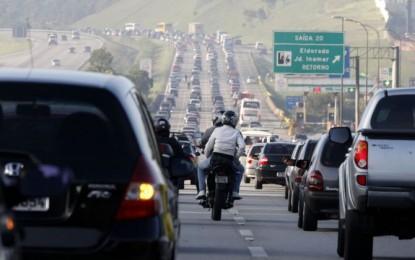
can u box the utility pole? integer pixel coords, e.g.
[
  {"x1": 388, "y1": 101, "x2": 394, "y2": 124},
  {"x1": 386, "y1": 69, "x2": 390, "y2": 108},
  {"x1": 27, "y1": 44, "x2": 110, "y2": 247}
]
[{"x1": 354, "y1": 56, "x2": 360, "y2": 128}]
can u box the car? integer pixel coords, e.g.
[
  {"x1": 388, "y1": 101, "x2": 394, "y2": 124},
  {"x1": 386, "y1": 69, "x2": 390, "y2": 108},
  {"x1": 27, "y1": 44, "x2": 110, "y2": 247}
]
[
  {"x1": 51, "y1": 59, "x2": 61, "y2": 66},
  {"x1": 61, "y1": 34, "x2": 67, "y2": 41},
  {"x1": 240, "y1": 143, "x2": 266, "y2": 184},
  {"x1": 297, "y1": 133, "x2": 351, "y2": 231},
  {"x1": 248, "y1": 121, "x2": 262, "y2": 128},
  {"x1": 285, "y1": 139, "x2": 318, "y2": 213},
  {"x1": 254, "y1": 142, "x2": 296, "y2": 189},
  {"x1": 0, "y1": 68, "x2": 190, "y2": 259},
  {"x1": 246, "y1": 75, "x2": 258, "y2": 84},
  {"x1": 68, "y1": 47, "x2": 76, "y2": 53},
  {"x1": 291, "y1": 133, "x2": 308, "y2": 143},
  {"x1": 84, "y1": 46, "x2": 92, "y2": 52}
]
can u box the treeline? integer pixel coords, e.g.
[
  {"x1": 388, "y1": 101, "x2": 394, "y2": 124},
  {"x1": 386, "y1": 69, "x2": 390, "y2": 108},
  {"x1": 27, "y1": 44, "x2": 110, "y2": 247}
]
[{"x1": 0, "y1": 0, "x2": 118, "y2": 29}]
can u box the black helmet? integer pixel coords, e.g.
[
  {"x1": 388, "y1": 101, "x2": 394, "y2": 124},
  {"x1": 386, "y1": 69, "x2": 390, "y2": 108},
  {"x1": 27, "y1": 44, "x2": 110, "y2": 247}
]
[
  {"x1": 212, "y1": 110, "x2": 225, "y2": 126},
  {"x1": 155, "y1": 118, "x2": 171, "y2": 136},
  {"x1": 221, "y1": 110, "x2": 238, "y2": 128}
]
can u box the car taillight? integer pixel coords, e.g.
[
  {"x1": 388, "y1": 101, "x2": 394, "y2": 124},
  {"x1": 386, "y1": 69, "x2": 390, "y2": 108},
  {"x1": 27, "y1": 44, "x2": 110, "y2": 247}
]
[
  {"x1": 189, "y1": 155, "x2": 195, "y2": 162},
  {"x1": 307, "y1": 170, "x2": 324, "y2": 191},
  {"x1": 294, "y1": 176, "x2": 302, "y2": 183},
  {"x1": 259, "y1": 156, "x2": 268, "y2": 166},
  {"x1": 354, "y1": 140, "x2": 368, "y2": 169},
  {"x1": 247, "y1": 156, "x2": 254, "y2": 164},
  {"x1": 116, "y1": 156, "x2": 161, "y2": 220}
]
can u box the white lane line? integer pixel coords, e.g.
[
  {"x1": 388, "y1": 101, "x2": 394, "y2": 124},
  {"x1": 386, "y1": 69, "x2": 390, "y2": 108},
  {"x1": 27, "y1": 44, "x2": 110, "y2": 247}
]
[
  {"x1": 239, "y1": 229, "x2": 253, "y2": 236},
  {"x1": 248, "y1": 247, "x2": 268, "y2": 258},
  {"x1": 228, "y1": 208, "x2": 239, "y2": 215}
]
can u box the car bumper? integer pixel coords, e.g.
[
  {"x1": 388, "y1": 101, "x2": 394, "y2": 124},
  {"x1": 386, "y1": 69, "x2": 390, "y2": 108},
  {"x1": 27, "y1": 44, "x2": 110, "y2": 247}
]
[
  {"x1": 256, "y1": 169, "x2": 285, "y2": 185},
  {"x1": 305, "y1": 190, "x2": 338, "y2": 214}
]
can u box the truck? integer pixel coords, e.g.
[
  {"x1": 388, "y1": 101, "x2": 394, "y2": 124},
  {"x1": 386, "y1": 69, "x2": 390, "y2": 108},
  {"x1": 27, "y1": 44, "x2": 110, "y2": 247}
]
[
  {"x1": 329, "y1": 88, "x2": 415, "y2": 260},
  {"x1": 47, "y1": 33, "x2": 58, "y2": 45},
  {"x1": 188, "y1": 22, "x2": 204, "y2": 36}
]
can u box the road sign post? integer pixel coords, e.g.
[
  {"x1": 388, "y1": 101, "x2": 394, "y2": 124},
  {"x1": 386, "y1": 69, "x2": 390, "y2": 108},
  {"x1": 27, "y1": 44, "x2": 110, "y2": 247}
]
[{"x1": 274, "y1": 31, "x2": 344, "y2": 74}]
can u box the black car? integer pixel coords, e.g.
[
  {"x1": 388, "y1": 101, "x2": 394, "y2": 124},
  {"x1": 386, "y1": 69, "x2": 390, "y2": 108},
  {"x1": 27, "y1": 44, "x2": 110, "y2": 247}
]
[
  {"x1": 176, "y1": 140, "x2": 200, "y2": 190},
  {"x1": 0, "y1": 68, "x2": 190, "y2": 259},
  {"x1": 255, "y1": 142, "x2": 296, "y2": 189}
]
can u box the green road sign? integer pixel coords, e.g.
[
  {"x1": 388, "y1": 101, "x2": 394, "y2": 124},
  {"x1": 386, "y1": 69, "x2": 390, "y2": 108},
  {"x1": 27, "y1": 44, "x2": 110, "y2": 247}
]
[{"x1": 274, "y1": 31, "x2": 344, "y2": 74}]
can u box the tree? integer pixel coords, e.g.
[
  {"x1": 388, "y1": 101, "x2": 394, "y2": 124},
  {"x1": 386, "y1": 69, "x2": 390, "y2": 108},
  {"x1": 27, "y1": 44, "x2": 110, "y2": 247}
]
[
  {"x1": 127, "y1": 69, "x2": 153, "y2": 97},
  {"x1": 87, "y1": 48, "x2": 114, "y2": 74}
]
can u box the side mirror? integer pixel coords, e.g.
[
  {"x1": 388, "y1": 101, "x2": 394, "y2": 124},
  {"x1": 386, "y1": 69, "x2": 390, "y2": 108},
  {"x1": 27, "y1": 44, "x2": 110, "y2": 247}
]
[{"x1": 329, "y1": 127, "x2": 352, "y2": 144}]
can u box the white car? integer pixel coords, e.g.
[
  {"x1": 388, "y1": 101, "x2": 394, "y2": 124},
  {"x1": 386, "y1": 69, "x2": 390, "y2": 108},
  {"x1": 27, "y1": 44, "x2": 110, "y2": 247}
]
[
  {"x1": 247, "y1": 76, "x2": 257, "y2": 84},
  {"x1": 51, "y1": 59, "x2": 61, "y2": 66}
]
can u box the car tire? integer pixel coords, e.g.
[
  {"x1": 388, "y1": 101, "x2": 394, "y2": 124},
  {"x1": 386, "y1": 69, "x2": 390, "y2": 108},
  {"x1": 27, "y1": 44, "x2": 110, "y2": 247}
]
[
  {"x1": 243, "y1": 175, "x2": 251, "y2": 184},
  {"x1": 284, "y1": 184, "x2": 288, "y2": 199},
  {"x1": 302, "y1": 199, "x2": 317, "y2": 231},
  {"x1": 291, "y1": 187, "x2": 299, "y2": 213},
  {"x1": 287, "y1": 188, "x2": 292, "y2": 212},
  {"x1": 297, "y1": 192, "x2": 303, "y2": 229},
  {"x1": 337, "y1": 219, "x2": 345, "y2": 257},
  {"x1": 344, "y1": 210, "x2": 373, "y2": 260},
  {"x1": 254, "y1": 179, "x2": 262, "y2": 189}
]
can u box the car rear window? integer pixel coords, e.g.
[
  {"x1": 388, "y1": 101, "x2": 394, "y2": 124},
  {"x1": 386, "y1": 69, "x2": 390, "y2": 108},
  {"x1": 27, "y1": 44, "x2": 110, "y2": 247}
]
[
  {"x1": 264, "y1": 143, "x2": 295, "y2": 155},
  {"x1": 371, "y1": 95, "x2": 415, "y2": 129},
  {"x1": 0, "y1": 83, "x2": 137, "y2": 182}
]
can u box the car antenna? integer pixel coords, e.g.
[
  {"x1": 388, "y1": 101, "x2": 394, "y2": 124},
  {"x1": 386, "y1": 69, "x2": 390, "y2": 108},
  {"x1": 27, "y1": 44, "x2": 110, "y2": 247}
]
[{"x1": 26, "y1": 18, "x2": 34, "y2": 69}]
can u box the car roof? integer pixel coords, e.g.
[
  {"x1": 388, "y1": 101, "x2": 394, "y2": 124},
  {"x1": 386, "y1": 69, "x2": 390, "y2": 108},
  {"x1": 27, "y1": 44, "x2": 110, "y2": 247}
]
[{"x1": 0, "y1": 68, "x2": 134, "y2": 97}]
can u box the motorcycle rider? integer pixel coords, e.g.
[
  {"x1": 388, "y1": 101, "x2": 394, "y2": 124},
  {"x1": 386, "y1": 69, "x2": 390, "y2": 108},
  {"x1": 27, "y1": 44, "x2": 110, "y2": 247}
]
[
  {"x1": 196, "y1": 110, "x2": 245, "y2": 200},
  {"x1": 154, "y1": 118, "x2": 190, "y2": 184}
]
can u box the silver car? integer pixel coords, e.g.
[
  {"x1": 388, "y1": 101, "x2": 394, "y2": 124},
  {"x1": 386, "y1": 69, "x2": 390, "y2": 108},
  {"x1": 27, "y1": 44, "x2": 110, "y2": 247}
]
[{"x1": 241, "y1": 143, "x2": 265, "y2": 183}]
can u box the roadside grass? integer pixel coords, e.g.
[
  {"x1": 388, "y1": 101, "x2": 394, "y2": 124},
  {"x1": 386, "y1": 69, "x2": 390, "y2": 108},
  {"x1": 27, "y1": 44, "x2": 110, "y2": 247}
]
[
  {"x1": 96, "y1": 35, "x2": 174, "y2": 103},
  {"x1": 0, "y1": 38, "x2": 31, "y2": 56}
]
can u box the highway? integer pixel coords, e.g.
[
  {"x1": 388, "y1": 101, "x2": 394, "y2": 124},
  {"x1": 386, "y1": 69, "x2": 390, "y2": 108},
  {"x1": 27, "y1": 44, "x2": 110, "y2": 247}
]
[{"x1": 0, "y1": 29, "x2": 103, "y2": 70}]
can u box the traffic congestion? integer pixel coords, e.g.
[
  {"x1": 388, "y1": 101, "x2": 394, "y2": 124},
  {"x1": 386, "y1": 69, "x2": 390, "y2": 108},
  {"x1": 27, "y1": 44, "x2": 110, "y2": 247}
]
[{"x1": 0, "y1": 0, "x2": 415, "y2": 259}]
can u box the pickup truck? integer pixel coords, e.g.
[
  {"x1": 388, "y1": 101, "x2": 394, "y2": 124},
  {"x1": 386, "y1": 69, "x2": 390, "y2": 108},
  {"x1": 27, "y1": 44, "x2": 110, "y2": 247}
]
[{"x1": 330, "y1": 88, "x2": 415, "y2": 260}]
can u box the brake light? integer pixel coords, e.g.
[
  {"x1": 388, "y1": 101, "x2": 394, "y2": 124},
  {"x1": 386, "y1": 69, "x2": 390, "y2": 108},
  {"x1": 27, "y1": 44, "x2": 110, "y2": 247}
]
[
  {"x1": 116, "y1": 156, "x2": 161, "y2": 220},
  {"x1": 354, "y1": 140, "x2": 368, "y2": 169},
  {"x1": 189, "y1": 155, "x2": 195, "y2": 162},
  {"x1": 307, "y1": 170, "x2": 324, "y2": 191},
  {"x1": 247, "y1": 156, "x2": 254, "y2": 164},
  {"x1": 259, "y1": 156, "x2": 268, "y2": 166},
  {"x1": 356, "y1": 175, "x2": 367, "y2": 186}
]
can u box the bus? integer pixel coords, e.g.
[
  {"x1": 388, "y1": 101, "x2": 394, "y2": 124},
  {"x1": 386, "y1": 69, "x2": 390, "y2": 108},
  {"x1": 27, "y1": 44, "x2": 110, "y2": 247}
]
[
  {"x1": 239, "y1": 98, "x2": 261, "y2": 124},
  {"x1": 155, "y1": 23, "x2": 173, "y2": 34}
]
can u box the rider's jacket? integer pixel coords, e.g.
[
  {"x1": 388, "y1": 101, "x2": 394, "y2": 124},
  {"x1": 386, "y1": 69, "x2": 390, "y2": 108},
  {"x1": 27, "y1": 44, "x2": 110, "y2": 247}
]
[{"x1": 205, "y1": 125, "x2": 245, "y2": 159}]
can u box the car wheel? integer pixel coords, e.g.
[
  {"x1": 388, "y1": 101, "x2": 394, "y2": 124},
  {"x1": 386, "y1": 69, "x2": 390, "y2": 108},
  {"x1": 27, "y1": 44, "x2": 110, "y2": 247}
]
[
  {"x1": 291, "y1": 187, "x2": 299, "y2": 213},
  {"x1": 254, "y1": 179, "x2": 262, "y2": 189},
  {"x1": 243, "y1": 175, "x2": 251, "y2": 184},
  {"x1": 344, "y1": 210, "x2": 373, "y2": 260},
  {"x1": 287, "y1": 188, "x2": 292, "y2": 212},
  {"x1": 297, "y1": 192, "x2": 303, "y2": 228},
  {"x1": 337, "y1": 219, "x2": 345, "y2": 257},
  {"x1": 284, "y1": 184, "x2": 288, "y2": 199},
  {"x1": 302, "y1": 199, "x2": 317, "y2": 231}
]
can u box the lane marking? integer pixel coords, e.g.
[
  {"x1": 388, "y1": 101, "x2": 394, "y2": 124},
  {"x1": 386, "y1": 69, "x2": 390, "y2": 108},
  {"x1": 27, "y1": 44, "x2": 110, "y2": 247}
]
[
  {"x1": 239, "y1": 229, "x2": 253, "y2": 236},
  {"x1": 248, "y1": 246, "x2": 268, "y2": 258}
]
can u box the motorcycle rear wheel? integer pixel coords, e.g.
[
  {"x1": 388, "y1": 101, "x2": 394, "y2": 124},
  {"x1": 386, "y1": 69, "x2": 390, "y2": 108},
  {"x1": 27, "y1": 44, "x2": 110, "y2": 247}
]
[{"x1": 211, "y1": 189, "x2": 225, "y2": 221}]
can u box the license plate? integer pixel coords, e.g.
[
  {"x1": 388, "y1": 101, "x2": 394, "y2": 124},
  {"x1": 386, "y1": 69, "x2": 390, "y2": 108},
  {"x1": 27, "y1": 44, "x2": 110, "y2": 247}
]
[
  {"x1": 215, "y1": 176, "x2": 228, "y2": 183},
  {"x1": 276, "y1": 172, "x2": 285, "y2": 177},
  {"x1": 13, "y1": 198, "x2": 50, "y2": 212}
]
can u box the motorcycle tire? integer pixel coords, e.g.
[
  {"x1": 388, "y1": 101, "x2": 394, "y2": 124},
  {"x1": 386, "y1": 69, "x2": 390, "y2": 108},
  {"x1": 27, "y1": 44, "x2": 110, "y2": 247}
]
[{"x1": 211, "y1": 189, "x2": 225, "y2": 221}]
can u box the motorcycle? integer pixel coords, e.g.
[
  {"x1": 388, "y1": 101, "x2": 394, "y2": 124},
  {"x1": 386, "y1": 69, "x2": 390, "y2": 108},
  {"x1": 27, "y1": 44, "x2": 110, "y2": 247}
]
[{"x1": 199, "y1": 162, "x2": 236, "y2": 221}]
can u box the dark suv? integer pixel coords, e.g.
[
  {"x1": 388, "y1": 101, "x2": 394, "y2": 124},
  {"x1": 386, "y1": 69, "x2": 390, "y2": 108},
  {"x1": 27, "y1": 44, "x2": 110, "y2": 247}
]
[
  {"x1": 255, "y1": 142, "x2": 295, "y2": 189},
  {"x1": 0, "y1": 68, "x2": 189, "y2": 259},
  {"x1": 297, "y1": 133, "x2": 351, "y2": 231}
]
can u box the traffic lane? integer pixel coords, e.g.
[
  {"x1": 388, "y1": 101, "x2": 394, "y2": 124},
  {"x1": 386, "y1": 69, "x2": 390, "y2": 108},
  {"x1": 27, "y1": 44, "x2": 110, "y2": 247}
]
[
  {"x1": 178, "y1": 182, "x2": 415, "y2": 260},
  {"x1": 178, "y1": 187, "x2": 257, "y2": 260}
]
